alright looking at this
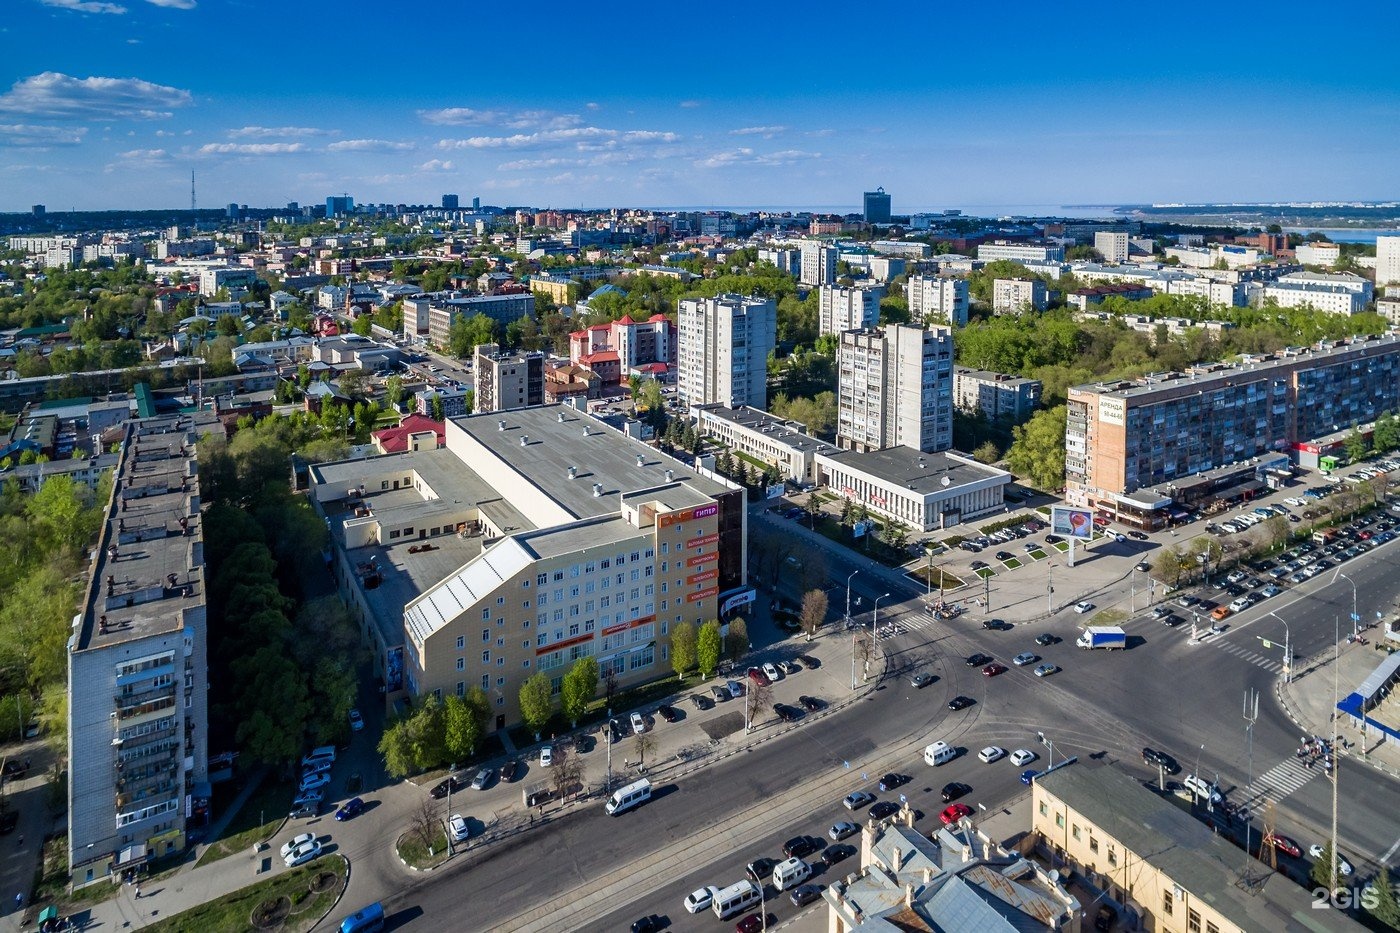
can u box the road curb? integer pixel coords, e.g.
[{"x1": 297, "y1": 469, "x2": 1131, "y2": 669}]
[{"x1": 307, "y1": 853, "x2": 350, "y2": 932}]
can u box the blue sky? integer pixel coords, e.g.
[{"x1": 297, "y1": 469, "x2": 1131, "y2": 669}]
[{"x1": 4, "y1": 0, "x2": 1399, "y2": 212}]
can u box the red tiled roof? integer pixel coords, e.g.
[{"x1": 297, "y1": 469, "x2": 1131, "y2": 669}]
[
  {"x1": 616, "y1": 314, "x2": 635, "y2": 325},
  {"x1": 635, "y1": 362, "x2": 669, "y2": 373},
  {"x1": 648, "y1": 313, "x2": 668, "y2": 323},
  {"x1": 588, "y1": 323, "x2": 610, "y2": 331},
  {"x1": 569, "y1": 330, "x2": 586, "y2": 338},
  {"x1": 579, "y1": 351, "x2": 620, "y2": 364},
  {"x1": 372, "y1": 414, "x2": 445, "y2": 453}
]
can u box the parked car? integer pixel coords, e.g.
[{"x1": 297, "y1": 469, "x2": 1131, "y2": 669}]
[
  {"x1": 878, "y1": 773, "x2": 907, "y2": 792},
  {"x1": 821, "y1": 844, "x2": 855, "y2": 866},
  {"x1": 965, "y1": 653, "x2": 992, "y2": 666},
  {"x1": 774, "y1": 704, "x2": 800, "y2": 723},
  {"x1": 429, "y1": 774, "x2": 466, "y2": 799},
  {"x1": 1265, "y1": 832, "x2": 1302, "y2": 859},
  {"x1": 1142, "y1": 747, "x2": 1180, "y2": 774},
  {"x1": 1307, "y1": 844, "x2": 1353, "y2": 876},
  {"x1": 747, "y1": 667, "x2": 770, "y2": 687},
  {"x1": 298, "y1": 772, "x2": 331, "y2": 794},
  {"x1": 280, "y1": 833, "x2": 316, "y2": 861},
  {"x1": 1010, "y1": 749, "x2": 1037, "y2": 766},
  {"x1": 449, "y1": 814, "x2": 470, "y2": 843},
  {"x1": 539, "y1": 745, "x2": 554, "y2": 767},
  {"x1": 684, "y1": 886, "x2": 719, "y2": 914},
  {"x1": 978, "y1": 746, "x2": 1007, "y2": 763},
  {"x1": 630, "y1": 711, "x2": 647, "y2": 734},
  {"x1": 789, "y1": 883, "x2": 823, "y2": 907},
  {"x1": 334, "y1": 796, "x2": 364, "y2": 821},
  {"x1": 746, "y1": 857, "x2": 777, "y2": 883},
  {"x1": 631, "y1": 915, "x2": 661, "y2": 933},
  {"x1": 470, "y1": 767, "x2": 493, "y2": 791},
  {"x1": 657, "y1": 704, "x2": 679, "y2": 723},
  {"x1": 941, "y1": 781, "x2": 970, "y2": 802},
  {"x1": 1013, "y1": 652, "x2": 1037, "y2": 666},
  {"x1": 348, "y1": 708, "x2": 364, "y2": 732},
  {"x1": 782, "y1": 835, "x2": 817, "y2": 859},
  {"x1": 869, "y1": 801, "x2": 901, "y2": 819},
  {"x1": 499, "y1": 760, "x2": 520, "y2": 783},
  {"x1": 762, "y1": 662, "x2": 782, "y2": 682},
  {"x1": 284, "y1": 838, "x2": 322, "y2": 867},
  {"x1": 799, "y1": 694, "x2": 823, "y2": 712}
]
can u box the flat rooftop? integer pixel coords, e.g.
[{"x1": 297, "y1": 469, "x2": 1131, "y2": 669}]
[
  {"x1": 453, "y1": 404, "x2": 733, "y2": 519},
  {"x1": 817, "y1": 446, "x2": 1011, "y2": 493},
  {"x1": 692, "y1": 403, "x2": 838, "y2": 453},
  {"x1": 76, "y1": 412, "x2": 213, "y2": 652}
]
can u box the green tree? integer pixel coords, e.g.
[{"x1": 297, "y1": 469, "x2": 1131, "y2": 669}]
[
  {"x1": 26, "y1": 474, "x2": 97, "y2": 553},
  {"x1": 407, "y1": 694, "x2": 447, "y2": 771},
  {"x1": 384, "y1": 374, "x2": 405, "y2": 410},
  {"x1": 518, "y1": 672, "x2": 553, "y2": 739},
  {"x1": 1309, "y1": 840, "x2": 1340, "y2": 891},
  {"x1": 724, "y1": 617, "x2": 749, "y2": 663},
  {"x1": 1007, "y1": 405, "x2": 1068, "y2": 490},
  {"x1": 1344, "y1": 428, "x2": 1368, "y2": 463},
  {"x1": 351, "y1": 314, "x2": 373, "y2": 336},
  {"x1": 448, "y1": 312, "x2": 497, "y2": 358},
  {"x1": 231, "y1": 646, "x2": 311, "y2": 767},
  {"x1": 215, "y1": 313, "x2": 241, "y2": 337},
  {"x1": 443, "y1": 694, "x2": 480, "y2": 763},
  {"x1": 839, "y1": 496, "x2": 854, "y2": 527},
  {"x1": 670, "y1": 620, "x2": 697, "y2": 679},
  {"x1": 1369, "y1": 866, "x2": 1400, "y2": 928},
  {"x1": 696, "y1": 620, "x2": 722, "y2": 678},
  {"x1": 973, "y1": 440, "x2": 1001, "y2": 464},
  {"x1": 379, "y1": 717, "x2": 417, "y2": 778},
  {"x1": 560, "y1": 656, "x2": 598, "y2": 727}
]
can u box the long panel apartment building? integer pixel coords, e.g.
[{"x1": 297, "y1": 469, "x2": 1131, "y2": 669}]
[
  {"x1": 67, "y1": 413, "x2": 212, "y2": 886},
  {"x1": 1065, "y1": 334, "x2": 1400, "y2": 527}
]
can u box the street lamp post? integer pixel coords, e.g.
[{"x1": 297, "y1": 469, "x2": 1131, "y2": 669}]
[
  {"x1": 846, "y1": 570, "x2": 861, "y2": 692},
  {"x1": 1337, "y1": 571, "x2": 1359, "y2": 642},
  {"x1": 1266, "y1": 610, "x2": 1293, "y2": 683},
  {"x1": 844, "y1": 570, "x2": 860, "y2": 625},
  {"x1": 866, "y1": 593, "x2": 891, "y2": 681}
]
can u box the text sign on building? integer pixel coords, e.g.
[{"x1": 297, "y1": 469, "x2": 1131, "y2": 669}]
[
  {"x1": 1098, "y1": 397, "x2": 1125, "y2": 426},
  {"x1": 687, "y1": 569, "x2": 718, "y2": 585},
  {"x1": 600, "y1": 615, "x2": 656, "y2": 637},
  {"x1": 659, "y1": 502, "x2": 719, "y2": 528},
  {"x1": 686, "y1": 552, "x2": 718, "y2": 567},
  {"x1": 686, "y1": 533, "x2": 719, "y2": 549},
  {"x1": 686, "y1": 586, "x2": 720, "y2": 603}
]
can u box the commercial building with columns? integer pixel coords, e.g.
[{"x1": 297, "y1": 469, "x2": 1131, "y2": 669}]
[{"x1": 816, "y1": 446, "x2": 1011, "y2": 532}]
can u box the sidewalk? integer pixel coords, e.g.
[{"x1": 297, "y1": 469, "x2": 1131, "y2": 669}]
[{"x1": 1277, "y1": 635, "x2": 1400, "y2": 780}]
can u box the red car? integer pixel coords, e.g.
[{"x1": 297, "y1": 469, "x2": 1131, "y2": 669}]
[
  {"x1": 1264, "y1": 832, "x2": 1301, "y2": 858},
  {"x1": 939, "y1": 803, "x2": 973, "y2": 825},
  {"x1": 747, "y1": 667, "x2": 769, "y2": 686},
  {"x1": 736, "y1": 914, "x2": 769, "y2": 933},
  {"x1": 982, "y1": 662, "x2": 1008, "y2": 677}
]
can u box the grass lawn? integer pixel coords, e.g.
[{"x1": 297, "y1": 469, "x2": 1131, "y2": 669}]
[
  {"x1": 397, "y1": 826, "x2": 449, "y2": 871},
  {"x1": 733, "y1": 450, "x2": 770, "y2": 471},
  {"x1": 1089, "y1": 608, "x2": 1129, "y2": 626},
  {"x1": 196, "y1": 773, "x2": 288, "y2": 867},
  {"x1": 1052, "y1": 541, "x2": 1070, "y2": 552},
  {"x1": 974, "y1": 567, "x2": 995, "y2": 579},
  {"x1": 1028, "y1": 550, "x2": 1048, "y2": 560},
  {"x1": 145, "y1": 855, "x2": 347, "y2": 933},
  {"x1": 809, "y1": 513, "x2": 910, "y2": 568},
  {"x1": 908, "y1": 567, "x2": 965, "y2": 590},
  {"x1": 1003, "y1": 558, "x2": 1022, "y2": 569}
]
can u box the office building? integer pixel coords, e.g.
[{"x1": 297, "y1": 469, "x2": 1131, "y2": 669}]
[
  {"x1": 1094, "y1": 231, "x2": 1129, "y2": 263},
  {"x1": 441, "y1": 194, "x2": 459, "y2": 210},
  {"x1": 68, "y1": 413, "x2": 212, "y2": 886},
  {"x1": 977, "y1": 240, "x2": 1066, "y2": 263},
  {"x1": 954, "y1": 367, "x2": 1042, "y2": 425},
  {"x1": 1033, "y1": 766, "x2": 1363, "y2": 933},
  {"x1": 198, "y1": 266, "x2": 259, "y2": 298},
  {"x1": 416, "y1": 386, "x2": 471, "y2": 419},
  {"x1": 816, "y1": 446, "x2": 1011, "y2": 532},
  {"x1": 1065, "y1": 334, "x2": 1400, "y2": 527},
  {"x1": 992, "y1": 278, "x2": 1047, "y2": 314},
  {"x1": 1274, "y1": 270, "x2": 1373, "y2": 304},
  {"x1": 1378, "y1": 235, "x2": 1400, "y2": 287},
  {"x1": 1295, "y1": 241, "x2": 1341, "y2": 267},
  {"x1": 676, "y1": 294, "x2": 776, "y2": 408},
  {"x1": 799, "y1": 240, "x2": 838, "y2": 286},
  {"x1": 425, "y1": 293, "x2": 536, "y2": 347},
  {"x1": 568, "y1": 313, "x2": 675, "y2": 383},
  {"x1": 326, "y1": 195, "x2": 354, "y2": 217},
  {"x1": 837, "y1": 323, "x2": 953, "y2": 454},
  {"x1": 1164, "y1": 244, "x2": 1260, "y2": 269},
  {"x1": 863, "y1": 187, "x2": 892, "y2": 224},
  {"x1": 818, "y1": 284, "x2": 880, "y2": 335},
  {"x1": 474, "y1": 343, "x2": 545, "y2": 412},
  {"x1": 906, "y1": 274, "x2": 969, "y2": 326},
  {"x1": 309, "y1": 405, "x2": 747, "y2": 730},
  {"x1": 690, "y1": 404, "x2": 836, "y2": 484}
]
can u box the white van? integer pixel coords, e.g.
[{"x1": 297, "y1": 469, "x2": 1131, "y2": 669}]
[
  {"x1": 302, "y1": 745, "x2": 336, "y2": 768},
  {"x1": 604, "y1": 778, "x2": 652, "y2": 816},
  {"x1": 773, "y1": 857, "x2": 812, "y2": 891},
  {"x1": 924, "y1": 741, "x2": 956, "y2": 766},
  {"x1": 712, "y1": 880, "x2": 762, "y2": 920}
]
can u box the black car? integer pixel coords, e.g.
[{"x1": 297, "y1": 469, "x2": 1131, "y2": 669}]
[
  {"x1": 1045, "y1": 534, "x2": 1063, "y2": 544},
  {"x1": 878, "y1": 773, "x2": 907, "y2": 792},
  {"x1": 940, "y1": 781, "x2": 970, "y2": 802},
  {"x1": 970, "y1": 560, "x2": 988, "y2": 570},
  {"x1": 822, "y1": 844, "x2": 855, "y2": 866},
  {"x1": 797, "y1": 654, "x2": 820, "y2": 669},
  {"x1": 1142, "y1": 747, "x2": 1181, "y2": 774},
  {"x1": 499, "y1": 760, "x2": 520, "y2": 783},
  {"x1": 1034, "y1": 633, "x2": 1058, "y2": 646},
  {"x1": 789, "y1": 883, "x2": 823, "y2": 907},
  {"x1": 746, "y1": 857, "x2": 777, "y2": 882},
  {"x1": 429, "y1": 775, "x2": 466, "y2": 799},
  {"x1": 657, "y1": 704, "x2": 679, "y2": 723},
  {"x1": 631, "y1": 915, "x2": 661, "y2": 933},
  {"x1": 982, "y1": 619, "x2": 1008, "y2": 631},
  {"x1": 799, "y1": 694, "x2": 823, "y2": 712},
  {"x1": 965, "y1": 653, "x2": 992, "y2": 666},
  {"x1": 782, "y1": 835, "x2": 818, "y2": 859},
  {"x1": 774, "y1": 704, "x2": 800, "y2": 723},
  {"x1": 1128, "y1": 530, "x2": 1148, "y2": 540},
  {"x1": 948, "y1": 695, "x2": 975, "y2": 710},
  {"x1": 690, "y1": 693, "x2": 711, "y2": 710},
  {"x1": 994, "y1": 551, "x2": 1013, "y2": 561},
  {"x1": 869, "y1": 801, "x2": 901, "y2": 819}
]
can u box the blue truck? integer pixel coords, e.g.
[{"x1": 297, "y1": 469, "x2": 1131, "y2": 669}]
[{"x1": 1076, "y1": 626, "x2": 1126, "y2": 650}]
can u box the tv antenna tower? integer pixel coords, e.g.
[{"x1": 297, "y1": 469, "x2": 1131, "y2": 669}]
[{"x1": 190, "y1": 170, "x2": 197, "y2": 212}]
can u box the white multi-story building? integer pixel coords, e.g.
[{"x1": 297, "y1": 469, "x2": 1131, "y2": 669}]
[
  {"x1": 976, "y1": 240, "x2": 1065, "y2": 263},
  {"x1": 198, "y1": 266, "x2": 259, "y2": 298},
  {"x1": 1377, "y1": 235, "x2": 1400, "y2": 287},
  {"x1": 1165, "y1": 277, "x2": 1248, "y2": 307},
  {"x1": 757, "y1": 247, "x2": 800, "y2": 278},
  {"x1": 690, "y1": 404, "x2": 837, "y2": 484},
  {"x1": 1095, "y1": 231, "x2": 1129, "y2": 263},
  {"x1": 1295, "y1": 242, "x2": 1341, "y2": 268},
  {"x1": 799, "y1": 241, "x2": 838, "y2": 286},
  {"x1": 837, "y1": 323, "x2": 953, "y2": 454},
  {"x1": 1164, "y1": 244, "x2": 1260, "y2": 269},
  {"x1": 992, "y1": 278, "x2": 1047, "y2": 314},
  {"x1": 906, "y1": 275, "x2": 969, "y2": 326},
  {"x1": 676, "y1": 294, "x2": 776, "y2": 408},
  {"x1": 1272, "y1": 271, "x2": 1373, "y2": 306},
  {"x1": 818, "y1": 284, "x2": 880, "y2": 335},
  {"x1": 1262, "y1": 282, "x2": 1368, "y2": 315}
]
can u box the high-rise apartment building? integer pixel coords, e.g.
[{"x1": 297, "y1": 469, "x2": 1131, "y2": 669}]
[
  {"x1": 441, "y1": 194, "x2": 459, "y2": 210},
  {"x1": 1094, "y1": 231, "x2": 1129, "y2": 264},
  {"x1": 1376, "y1": 235, "x2": 1400, "y2": 287},
  {"x1": 68, "y1": 413, "x2": 212, "y2": 887},
  {"x1": 906, "y1": 275, "x2": 969, "y2": 326},
  {"x1": 474, "y1": 343, "x2": 545, "y2": 412},
  {"x1": 863, "y1": 187, "x2": 891, "y2": 224},
  {"x1": 837, "y1": 324, "x2": 953, "y2": 454},
  {"x1": 676, "y1": 294, "x2": 777, "y2": 408},
  {"x1": 799, "y1": 241, "x2": 838, "y2": 287},
  {"x1": 992, "y1": 278, "x2": 1047, "y2": 314},
  {"x1": 326, "y1": 195, "x2": 354, "y2": 217},
  {"x1": 818, "y1": 285, "x2": 880, "y2": 335}
]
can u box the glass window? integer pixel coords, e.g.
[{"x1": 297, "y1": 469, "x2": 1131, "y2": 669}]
[
  {"x1": 1162, "y1": 891, "x2": 1173, "y2": 917},
  {"x1": 482, "y1": 650, "x2": 490, "y2": 664},
  {"x1": 455, "y1": 636, "x2": 465, "y2": 649},
  {"x1": 456, "y1": 658, "x2": 464, "y2": 671}
]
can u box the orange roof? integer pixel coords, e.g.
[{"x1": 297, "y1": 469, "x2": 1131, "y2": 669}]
[
  {"x1": 616, "y1": 314, "x2": 635, "y2": 325},
  {"x1": 579, "y1": 351, "x2": 620, "y2": 364},
  {"x1": 372, "y1": 414, "x2": 445, "y2": 453}
]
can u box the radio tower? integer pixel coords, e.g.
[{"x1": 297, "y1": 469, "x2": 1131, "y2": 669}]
[{"x1": 190, "y1": 170, "x2": 196, "y2": 212}]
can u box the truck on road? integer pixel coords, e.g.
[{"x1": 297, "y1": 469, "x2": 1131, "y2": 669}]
[{"x1": 1077, "y1": 625, "x2": 1126, "y2": 650}]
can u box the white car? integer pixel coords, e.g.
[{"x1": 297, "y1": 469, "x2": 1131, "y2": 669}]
[
  {"x1": 1307, "y1": 844, "x2": 1353, "y2": 876},
  {"x1": 630, "y1": 711, "x2": 647, "y2": 735},
  {"x1": 1010, "y1": 749, "x2": 1038, "y2": 767},
  {"x1": 684, "y1": 886, "x2": 719, "y2": 914},
  {"x1": 283, "y1": 838, "x2": 322, "y2": 867},
  {"x1": 279, "y1": 833, "x2": 316, "y2": 861},
  {"x1": 298, "y1": 772, "x2": 331, "y2": 793},
  {"x1": 763, "y1": 662, "x2": 782, "y2": 682},
  {"x1": 539, "y1": 745, "x2": 553, "y2": 767},
  {"x1": 1074, "y1": 601, "x2": 1095, "y2": 614},
  {"x1": 348, "y1": 708, "x2": 364, "y2": 732},
  {"x1": 978, "y1": 746, "x2": 1007, "y2": 763},
  {"x1": 449, "y1": 814, "x2": 470, "y2": 843},
  {"x1": 302, "y1": 758, "x2": 333, "y2": 777}
]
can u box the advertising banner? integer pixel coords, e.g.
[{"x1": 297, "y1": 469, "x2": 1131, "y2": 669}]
[{"x1": 1050, "y1": 505, "x2": 1094, "y2": 539}]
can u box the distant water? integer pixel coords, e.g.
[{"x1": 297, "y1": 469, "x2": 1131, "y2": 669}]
[
  {"x1": 656, "y1": 203, "x2": 1127, "y2": 219},
  {"x1": 1284, "y1": 228, "x2": 1393, "y2": 244}
]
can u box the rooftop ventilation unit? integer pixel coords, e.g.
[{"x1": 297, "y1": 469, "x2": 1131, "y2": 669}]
[
  {"x1": 592, "y1": 483, "x2": 603, "y2": 498},
  {"x1": 636, "y1": 455, "x2": 645, "y2": 467},
  {"x1": 558, "y1": 411, "x2": 566, "y2": 423},
  {"x1": 664, "y1": 469, "x2": 673, "y2": 481},
  {"x1": 520, "y1": 435, "x2": 529, "y2": 446},
  {"x1": 568, "y1": 466, "x2": 577, "y2": 480},
  {"x1": 497, "y1": 420, "x2": 506, "y2": 431}
]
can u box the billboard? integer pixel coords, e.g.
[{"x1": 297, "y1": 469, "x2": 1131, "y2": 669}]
[
  {"x1": 385, "y1": 646, "x2": 404, "y2": 692},
  {"x1": 1050, "y1": 505, "x2": 1094, "y2": 539}
]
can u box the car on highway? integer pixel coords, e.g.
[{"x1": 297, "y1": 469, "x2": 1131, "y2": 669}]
[
  {"x1": 1175, "y1": 594, "x2": 1199, "y2": 608},
  {"x1": 1035, "y1": 633, "x2": 1059, "y2": 646},
  {"x1": 348, "y1": 708, "x2": 364, "y2": 732},
  {"x1": 657, "y1": 704, "x2": 679, "y2": 723},
  {"x1": 1264, "y1": 832, "x2": 1302, "y2": 859},
  {"x1": 746, "y1": 857, "x2": 777, "y2": 882},
  {"x1": 283, "y1": 838, "x2": 322, "y2": 867},
  {"x1": 878, "y1": 773, "x2": 907, "y2": 792},
  {"x1": 1128, "y1": 530, "x2": 1148, "y2": 540},
  {"x1": 1074, "y1": 601, "x2": 1095, "y2": 613},
  {"x1": 821, "y1": 844, "x2": 856, "y2": 866},
  {"x1": 869, "y1": 801, "x2": 901, "y2": 819},
  {"x1": 982, "y1": 618, "x2": 1010, "y2": 630},
  {"x1": 539, "y1": 745, "x2": 553, "y2": 768},
  {"x1": 790, "y1": 883, "x2": 823, "y2": 907},
  {"x1": 783, "y1": 835, "x2": 818, "y2": 859},
  {"x1": 334, "y1": 797, "x2": 364, "y2": 821},
  {"x1": 1020, "y1": 769, "x2": 1040, "y2": 785},
  {"x1": 429, "y1": 774, "x2": 466, "y2": 799},
  {"x1": 843, "y1": 791, "x2": 875, "y2": 810},
  {"x1": 1010, "y1": 749, "x2": 1037, "y2": 766},
  {"x1": 280, "y1": 833, "x2": 315, "y2": 861},
  {"x1": 982, "y1": 662, "x2": 1008, "y2": 677},
  {"x1": 948, "y1": 695, "x2": 975, "y2": 710},
  {"x1": 799, "y1": 695, "x2": 823, "y2": 712},
  {"x1": 1142, "y1": 748, "x2": 1181, "y2": 774},
  {"x1": 684, "y1": 886, "x2": 719, "y2": 914},
  {"x1": 630, "y1": 916, "x2": 661, "y2": 933},
  {"x1": 910, "y1": 672, "x2": 935, "y2": 689},
  {"x1": 939, "y1": 803, "x2": 973, "y2": 825},
  {"x1": 829, "y1": 821, "x2": 859, "y2": 841},
  {"x1": 978, "y1": 746, "x2": 1007, "y2": 763},
  {"x1": 941, "y1": 782, "x2": 970, "y2": 802},
  {"x1": 1013, "y1": 652, "x2": 1037, "y2": 666},
  {"x1": 965, "y1": 653, "x2": 993, "y2": 666},
  {"x1": 1307, "y1": 844, "x2": 1353, "y2": 875},
  {"x1": 763, "y1": 662, "x2": 783, "y2": 682}
]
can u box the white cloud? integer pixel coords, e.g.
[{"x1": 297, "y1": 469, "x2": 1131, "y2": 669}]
[
  {"x1": 695, "y1": 148, "x2": 821, "y2": 169},
  {"x1": 197, "y1": 142, "x2": 307, "y2": 155},
  {"x1": 419, "y1": 107, "x2": 583, "y2": 130},
  {"x1": 417, "y1": 159, "x2": 454, "y2": 172},
  {"x1": 679, "y1": 100, "x2": 703, "y2": 108},
  {"x1": 438, "y1": 126, "x2": 678, "y2": 151},
  {"x1": 0, "y1": 123, "x2": 87, "y2": 147},
  {"x1": 116, "y1": 147, "x2": 167, "y2": 159},
  {"x1": 39, "y1": 0, "x2": 127, "y2": 14},
  {"x1": 697, "y1": 148, "x2": 752, "y2": 168},
  {"x1": 417, "y1": 107, "x2": 504, "y2": 126},
  {"x1": 0, "y1": 72, "x2": 192, "y2": 120},
  {"x1": 228, "y1": 125, "x2": 334, "y2": 139},
  {"x1": 327, "y1": 138, "x2": 415, "y2": 152},
  {"x1": 585, "y1": 102, "x2": 600, "y2": 111},
  {"x1": 144, "y1": 0, "x2": 195, "y2": 7},
  {"x1": 731, "y1": 126, "x2": 787, "y2": 137}
]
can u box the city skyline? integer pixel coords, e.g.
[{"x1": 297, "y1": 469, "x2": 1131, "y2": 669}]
[{"x1": 4, "y1": 0, "x2": 1400, "y2": 212}]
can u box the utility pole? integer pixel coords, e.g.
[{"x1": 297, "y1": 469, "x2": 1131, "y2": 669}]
[
  {"x1": 1046, "y1": 559, "x2": 1053, "y2": 615},
  {"x1": 1330, "y1": 614, "x2": 1340, "y2": 897},
  {"x1": 1242, "y1": 688, "x2": 1259, "y2": 878}
]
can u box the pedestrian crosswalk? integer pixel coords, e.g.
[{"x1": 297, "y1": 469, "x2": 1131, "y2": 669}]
[
  {"x1": 872, "y1": 612, "x2": 942, "y2": 641},
  {"x1": 1238, "y1": 757, "x2": 1317, "y2": 812},
  {"x1": 1206, "y1": 638, "x2": 1286, "y2": 674}
]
